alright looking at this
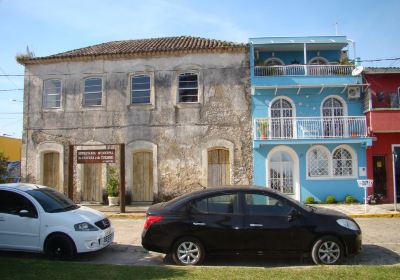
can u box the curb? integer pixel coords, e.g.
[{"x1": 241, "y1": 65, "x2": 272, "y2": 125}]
[
  {"x1": 106, "y1": 213, "x2": 146, "y2": 219},
  {"x1": 349, "y1": 213, "x2": 400, "y2": 218}
]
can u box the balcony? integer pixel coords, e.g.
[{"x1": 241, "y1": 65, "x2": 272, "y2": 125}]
[
  {"x1": 254, "y1": 116, "x2": 367, "y2": 140},
  {"x1": 254, "y1": 65, "x2": 355, "y2": 77}
]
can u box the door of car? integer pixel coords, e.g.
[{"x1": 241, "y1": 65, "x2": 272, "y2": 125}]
[
  {"x1": 242, "y1": 191, "x2": 308, "y2": 255},
  {"x1": 186, "y1": 192, "x2": 244, "y2": 254},
  {"x1": 0, "y1": 190, "x2": 41, "y2": 251}
]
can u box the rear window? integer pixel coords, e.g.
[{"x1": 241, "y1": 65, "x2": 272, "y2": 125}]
[
  {"x1": 191, "y1": 193, "x2": 238, "y2": 214},
  {"x1": 27, "y1": 188, "x2": 79, "y2": 213}
]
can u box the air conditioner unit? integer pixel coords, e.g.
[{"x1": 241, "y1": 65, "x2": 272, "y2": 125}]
[{"x1": 348, "y1": 86, "x2": 361, "y2": 99}]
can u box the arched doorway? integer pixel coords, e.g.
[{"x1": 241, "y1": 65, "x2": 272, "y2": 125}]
[
  {"x1": 42, "y1": 151, "x2": 61, "y2": 191},
  {"x1": 322, "y1": 96, "x2": 346, "y2": 137},
  {"x1": 207, "y1": 148, "x2": 230, "y2": 186},
  {"x1": 267, "y1": 146, "x2": 299, "y2": 200},
  {"x1": 132, "y1": 151, "x2": 153, "y2": 201},
  {"x1": 270, "y1": 98, "x2": 294, "y2": 139}
]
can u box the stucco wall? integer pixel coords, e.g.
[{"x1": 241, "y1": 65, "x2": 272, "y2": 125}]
[{"x1": 21, "y1": 51, "x2": 253, "y2": 202}]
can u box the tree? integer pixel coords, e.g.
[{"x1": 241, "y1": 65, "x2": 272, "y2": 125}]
[{"x1": 0, "y1": 151, "x2": 8, "y2": 183}]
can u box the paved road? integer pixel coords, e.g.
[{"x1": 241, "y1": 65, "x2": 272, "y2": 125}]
[
  {"x1": 76, "y1": 217, "x2": 400, "y2": 266},
  {"x1": 2, "y1": 218, "x2": 399, "y2": 266}
]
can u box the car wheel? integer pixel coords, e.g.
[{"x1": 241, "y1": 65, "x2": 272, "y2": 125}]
[
  {"x1": 44, "y1": 233, "x2": 76, "y2": 260},
  {"x1": 172, "y1": 237, "x2": 205, "y2": 265},
  {"x1": 311, "y1": 236, "x2": 343, "y2": 265}
]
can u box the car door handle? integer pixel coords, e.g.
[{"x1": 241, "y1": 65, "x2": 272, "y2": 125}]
[
  {"x1": 193, "y1": 222, "x2": 206, "y2": 226},
  {"x1": 249, "y1": 223, "x2": 263, "y2": 227}
]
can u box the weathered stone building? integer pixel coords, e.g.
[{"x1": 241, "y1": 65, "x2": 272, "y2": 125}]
[{"x1": 17, "y1": 36, "x2": 252, "y2": 204}]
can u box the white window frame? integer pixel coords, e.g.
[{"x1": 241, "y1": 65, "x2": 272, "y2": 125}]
[
  {"x1": 306, "y1": 144, "x2": 358, "y2": 180},
  {"x1": 128, "y1": 72, "x2": 155, "y2": 108},
  {"x1": 83, "y1": 76, "x2": 103, "y2": 107},
  {"x1": 43, "y1": 79, "x2": 62, "y2": 109},
  {"x1": 306, "y1": 145, "x2": 331, "y2": 178},
  {"x1": 177, "y1": 72, "x2": 199, "y2": 104},
  {"x1": 308, "y1": 56, "x2": 329, "y2": 65},
  {"x1": 264, "y1": 57, "x2": 285, "y2": 66}
]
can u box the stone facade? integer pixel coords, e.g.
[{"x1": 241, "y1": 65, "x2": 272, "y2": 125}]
[{"x1": 20, "y1": 49, "x2": 253, "y2": 203}]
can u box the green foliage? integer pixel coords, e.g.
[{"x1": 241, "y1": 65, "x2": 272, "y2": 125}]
[
  {"x1": 0, "y1": 151, "x2": 8, "y2": 183},
  {"x1": 325, "y1": 195, "x2": 336, "y2": 204},
  {"x1": 305, "y1": 196, "x2": 315, "y2": 204},
  {"x1": 106, "y1": 166, "x2": 119, "y2": 197},
  {"x1": 345, "y1": 195, "x2": 356, "y2": 204}
]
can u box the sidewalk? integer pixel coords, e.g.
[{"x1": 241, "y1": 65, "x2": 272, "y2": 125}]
[{"x1": 85, "y1": 203, "x2": 400, "y2": 218}]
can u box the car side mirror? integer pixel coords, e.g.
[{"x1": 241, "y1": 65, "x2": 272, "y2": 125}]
[
  {"x1": 288, "y1": 208, "x2": 301, "y2": 222},
  {"x1": 19, "y1": 209, "x2": 35, "y2": 218}
]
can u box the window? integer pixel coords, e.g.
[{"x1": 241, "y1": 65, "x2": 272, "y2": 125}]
[
  {"x1": 322, "y1": 97, "x2": 345, "y2": 137},
  {"x1": 264, "y1": 58, "x2": 284, "y2": 66},
  {"x1": 191, "y1": 193, "x2": 238, "y2": 214},
  {"x1": 83, "y1": 77, "x2": 102, "y2": 106},
  {"x1": 270, "y1": 98, "x2": 294, "y2": 139},
  {"x1": 308, "y1": 147, "x2": 329, "y2": 177},
  {"x1": 306, "y1": 145, "x2": 356, "y2": 178},
  {"x1": 308, "y1": 57, "x2": 329, "y2": 65},
  {"x1": 178, "y1": 73, "x2": 198, "y2": 103},
  {"x1": 333, "y1": 147, "x2": 353, "y2": 176},
  {"x1": 244, "y1": 193, "x2": 291, "y2": 216},
  {"x1": 43, "y1": 79, "x2": 61, "y2": 108},
  {"x1": 131, "y1": 75, "x2": 151, "y2": 104},
  {"x1": 269, "y1": 151, "x2": 294, "y2": 194},
  {"x1": 0, "y1": 190, "x2": 38, "y2": 218}
]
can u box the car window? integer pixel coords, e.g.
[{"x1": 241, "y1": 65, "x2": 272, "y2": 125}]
[
  {"x1": 0, "y1": 190, "x2": 38, "y2": 218},
  {"x1": 27, "y1": 188, "x2": 79, "y2": 213},
  {"x1": 244, "y1": 193, "x2": 291, "y2": 216},
  {"x1": 191, "y1": 193, "x2": 238, "y2": 214}
]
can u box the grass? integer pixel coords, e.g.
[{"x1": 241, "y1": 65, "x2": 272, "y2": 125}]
[{"x1": 0, "y1": 256, "x2": 399, "y2": 280}]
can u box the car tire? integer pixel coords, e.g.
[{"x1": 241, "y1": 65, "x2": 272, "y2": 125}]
[
  {"x1": 44, "y1": 233, "x2": 76, "y2": 260},
  {"x1": 311, "y1": 235, "x2": 343, "y2": 265},
  {"x1": 172, "y1": 237, "x2": 205, "y2": 265}
]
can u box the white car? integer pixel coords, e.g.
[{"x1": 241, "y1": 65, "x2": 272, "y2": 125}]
[{"x1": 0, "y1": 183, "x2": 114, "y2": 259}]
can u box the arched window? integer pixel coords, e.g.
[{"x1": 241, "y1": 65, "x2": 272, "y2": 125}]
[
  {"x1": 270, "y1": 98, "x2": 294, "y2": 138},
  {"x1": 332, "y1": 147, "x2": 353, "y2": 176},
  {"x1": 308, "y1": 57, "x2": 329, "y2": 65},
  {"x1": 322, "y1": 97, "x2": 345, "y2": 137},
  {"x1": 307, "y1": 147, "x2": 329, "y2": 177},
  {"x1": 264, "y1": 57, "x2": 284, "y2": 66}
]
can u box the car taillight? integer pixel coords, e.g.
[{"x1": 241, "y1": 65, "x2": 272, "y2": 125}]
[{"x1": 144, "y1": 215, "x2": 164, "y2": 229}]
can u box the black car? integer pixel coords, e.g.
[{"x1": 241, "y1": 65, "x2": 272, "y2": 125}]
[{"x1": 142, "y1": 186, "x2": 362, "y2": 265}]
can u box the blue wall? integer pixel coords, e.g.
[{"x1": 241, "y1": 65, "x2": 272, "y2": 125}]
[{"x1": 253, "y1": 143, "x2": 367, "y2": 202}]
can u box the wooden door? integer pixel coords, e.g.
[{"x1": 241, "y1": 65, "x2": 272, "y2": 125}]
[
  {"x1": 43, "y1": 152, "x2": 60, "y2": 190},
  {"x1": 208, "y1": 149, "x2": 230, "y2": 186},
  {"x1": 82, "y1": 163, "x2": 102, "y2": 202},
  {"x1": 132, "y1": 151, "x2": 153, "y2": 201},
  {"x1": 373, "y1": 156, "x2": 387, "y2": 196}
]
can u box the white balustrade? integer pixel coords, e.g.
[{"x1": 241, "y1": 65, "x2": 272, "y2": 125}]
[
  {"x1": 254, "y1": 116, "x2": 367, "y2": 140},
  {"x1": 254, "y1": 65, "x2": 355, "y2": 76}
]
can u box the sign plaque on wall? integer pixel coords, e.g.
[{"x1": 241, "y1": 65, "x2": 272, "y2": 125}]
[{"x1": 77, "y1": 149, "x2": 115, "y2": 164}]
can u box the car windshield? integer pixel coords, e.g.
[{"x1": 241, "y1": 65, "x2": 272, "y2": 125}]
[{"x1": 27, "y1": 188, "x2": 79, "y2": 213}]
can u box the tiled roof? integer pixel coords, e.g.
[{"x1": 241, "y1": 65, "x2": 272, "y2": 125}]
[
  {"x1": 364, "y1": 67, "x2": 400, "y2": 74},
  {"x1": 17, "y1": 36, "x2": 247, "y2": 65}
]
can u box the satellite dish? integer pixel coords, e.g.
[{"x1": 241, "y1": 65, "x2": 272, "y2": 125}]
[{"x1": 352, "y1": 66, "x2": 364, "y2": 76}]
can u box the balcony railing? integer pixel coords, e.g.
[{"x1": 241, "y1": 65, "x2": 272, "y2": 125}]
[
  {"x1": 254, "y1": 116, "x2": 367, "y2": 140},
  {"x1": 254, "y1": 65, "x2": 355, "y2": 77}
]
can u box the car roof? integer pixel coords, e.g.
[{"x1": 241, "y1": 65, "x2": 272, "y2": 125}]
[{"x1": 0, "y1": 183, "x2": 47, "y2": 192}]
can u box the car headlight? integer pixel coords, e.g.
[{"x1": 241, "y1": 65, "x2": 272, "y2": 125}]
[
  {"x1": 74, "y1": 222, "x2": 98, "y2": 231},
  {"x1": 336, "y1": 219, "x2": 359, "y2": 231}
]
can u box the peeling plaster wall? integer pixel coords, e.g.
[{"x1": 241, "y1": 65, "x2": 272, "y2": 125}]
[{"x1": 21, "y1": 51, "x2": 253, "y2": 202}]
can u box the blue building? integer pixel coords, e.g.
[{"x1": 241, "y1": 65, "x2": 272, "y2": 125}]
[{"x1": 249, "y1": 36, "x2": 372, "y2": 202}]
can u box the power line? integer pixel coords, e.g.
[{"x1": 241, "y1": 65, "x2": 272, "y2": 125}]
[{"x1": 0, "y1": 89, "x2": 23, "y2": 92}]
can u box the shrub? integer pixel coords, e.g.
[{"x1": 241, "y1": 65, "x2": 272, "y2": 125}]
[
  {"x1": 305, "y1": 196, "x2": 315, "y2": 204},
  {"x1": 106, "y1": 166, "x2": 119, "y2": 197},
  {"x1": 325, "y1": 195, "x2": 336, "y2": 204},
  {"x1": 345, "y1": 195, "x2": 356, "y2": 204}
]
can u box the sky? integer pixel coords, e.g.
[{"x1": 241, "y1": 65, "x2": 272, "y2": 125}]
[{"x1": 0, "y1": 0, "x2": 399, "y2": 138}]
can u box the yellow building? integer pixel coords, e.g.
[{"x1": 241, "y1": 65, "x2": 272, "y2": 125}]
[{"x1": 0, "y1": 136, "x2": 22, "y2": 161}]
